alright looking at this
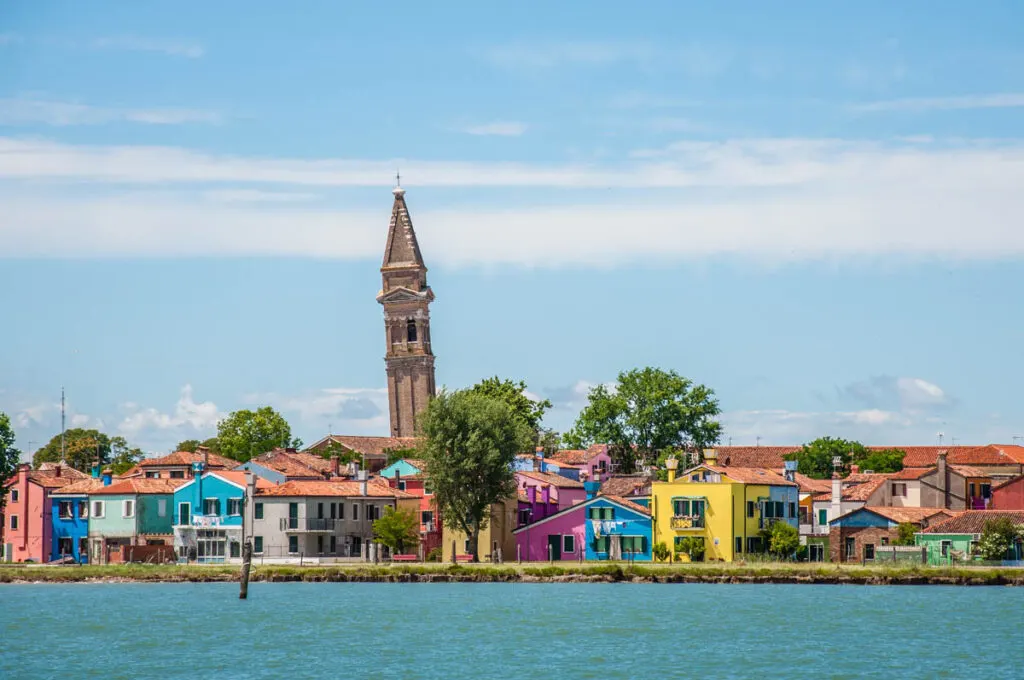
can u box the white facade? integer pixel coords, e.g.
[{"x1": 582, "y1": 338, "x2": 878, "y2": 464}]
[{"x1": 251, "y1": 495, "x2": 398, "y2": 560}]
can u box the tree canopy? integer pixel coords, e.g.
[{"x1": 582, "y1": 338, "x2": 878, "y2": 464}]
[
  {"x1": 468, "y1": 377, "x2": 551, "y2": 437},
  {"x1": 0, "y1": 412, "x2": 21, "y2": 512},
  {"x1": 216, "y1": 407, "x2": 299, "y2": 462},
  {"x1": 784, "y1": 437, "x2": 905, "y2": 480},
  {"x1": 176, "y1": 437, "x2": 221, "y2": 454},
  {"x1": 109, "y1": 436, "x2": 144, "y2": 475},
  {"x1": 372, "y1": 507, "x2": 420, "y2": 555},
  {"x1": 563, "y1": 367, "x2": 721, "y2": 472},
  {"x1": 33, "y1": 428, "x2": 111, "y2": 472},
  {"x1": 418, "y1": 389, "x2": 532, "y2": 561},
  {"x1": 766, "y1": 521, "x2": 800, "y2": 558},
  {"x1": 976, "y1": 517, "x2": 1023, "y2": 561}
]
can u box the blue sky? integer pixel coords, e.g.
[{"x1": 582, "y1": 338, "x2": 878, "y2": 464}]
[{"x1": 2, "y1": 1, "x2": 1023, "y2": 457}]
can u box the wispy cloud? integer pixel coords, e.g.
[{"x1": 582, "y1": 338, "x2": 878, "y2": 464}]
[
  {"x1": 117, "y1": 385, "x2": 221, "y2": 445},
  {"x1": 244, "y1": 387, "x2": 390, "y2": 437},
  {"x1": 458, "y1": 121, "x2": 528, "y2": 136},
  {"x1": 92, "y1": 36, "x2": 204, "y2": 58},
  {"x1": 854, "y1": 93, "x2": 1024, "y2": 113},
  {"x1": 202, "y1": 189, "x2": 317, "y2": 203},
  {"x1": 0, "y1": 96, "x2": 220, "y2": 126}
]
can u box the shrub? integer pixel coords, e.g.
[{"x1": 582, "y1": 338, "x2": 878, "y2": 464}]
[
  {"x1": 425, "y1": 547, "x2": 442, "y2": 562},
  {"x1": 652, "y1": 542, "x2": 671, "y2": 562}
]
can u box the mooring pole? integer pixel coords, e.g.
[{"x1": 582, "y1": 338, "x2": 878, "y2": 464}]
[{"x1": 239, "y1": 539, "x2": 252, "y2": 600}]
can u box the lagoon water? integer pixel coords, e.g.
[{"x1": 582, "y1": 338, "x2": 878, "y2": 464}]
[{"x1": 2, "y1": 582, "x2": 1021, "y2": 679}]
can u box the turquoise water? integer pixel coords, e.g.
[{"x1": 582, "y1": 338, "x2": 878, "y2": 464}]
[{"x1": 2, "y1": 583, "x2": 1021, "y2": 679}]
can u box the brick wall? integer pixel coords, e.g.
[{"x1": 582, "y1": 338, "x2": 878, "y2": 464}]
[{"x1": 829, "y1": 526, "x2": 901, "y2": 563}]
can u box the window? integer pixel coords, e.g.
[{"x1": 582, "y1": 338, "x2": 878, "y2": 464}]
[
  {"x1": 562, "y1": 535, "x2": 575, "y2": 553},
  {"x1": 58, "y1": 500, "x2": 74, "y2": 519},
  {"x1": 398, "y1": 481, "x2": 407, "y2": 491},
  {"x1": 844, "y1": 537, "x2": 855, "y2": 560},
  {"x1": 123, "y1": 500, "x2": 135, "y2": 518},
  {"x1": 330, "y1": 503, "x2": 336, "y2": 520},
  {"x1": 338, "y1": 503, "x2": 345, "y2": 520},
  {"x1": 593, "y1": 536, "x2": 609, "y2": 553},
  {"x1": 353, "y1": 503, "x2": 359, "y2": 521},
  {"x1": 881, "y1": 537, "x2": 889, "y2": 546},
  {"x1": 9, "y1": 515, "x2": 18, "y2": 530},
  {"x1": 317, "y1": 536, "x2": 324, "y2": 554},
  {"x1": 157, "y1": 499, "x2": 167, "y2": 518},
  {"x1": 288, "y1": 536, "x2": 299, "y2": 554},
  {"x1": 798, "y1": 506, "x2": 808, "y2": 524},
  {"x1": 254, "y1": 536, "x2": 263, "y2": 553},
  {"x1": 747, "y1": 537, "x2": 762, "y2": 553},
  {"x1": 92, "y1": 501, "x2": 105, "y2": 518},
  {"x1": 864, "y1": 543, "x2": 875, "y2": 560},
  {"x1": 169, "y1": 470, "x2": 185, "y2": 479},
  {"x1": 330, "y1": 535, "x2": 336, "y2": 553},
  {"x1": 59, "y1": 537, "x2": 73, "y2": 555},
  {"x1": 621, "y1": 536, "x2": 645, "y2": 553},
  {"x1": 940, "y1": 540, "x2": 951, "y2": 557},
  {"x1": 288, "y1": 503, "x2": 298, "y2": 530},
  {"x1": 145, "y1": 471, "x2": 161, "y2": 479},
  {"x1": 464, "y1": 539, "x2": 471, "y2": 553},
  {"x1": 969, "y1": 482, "x2": 976, "y2": 498},
  {"x1": 79, "y1": 502, "x2": 88, "y2": 519},
  {"x1": 178, "y1": 502, "x2": 191, "y2": 525},
  {"x1": 809, "y1": 544, "x2": 824, "y2": 562},
  {"x1": 980, "y1": 484, "x2": 992, "y2": 499},
  {"x1": 254, "y1": 502, "x2": 264, "y2": 520},
  {"x1": 228, "y1": 499, "x2": 241, "y2": 516},
  {"x1": 788, "y1": 502, "x2": 797, "y2": 518},
  {"x1": 10, "y1": 489, "x2": 18, "y2": 503},
  {"x1": 79, "y1": 537, "x2": 88, "y2": 557},
  {"x1": 747, "y1": 501, "x2": 755, "y2": 518},
  {"x1": 230, "y1": 541, "x2": 240, "y2": 559},
  {"x1": 518, "y1": 509, "x2": 530, "y2": 525},
  {"x1": 424, "y1": 481, "x2": 434, "y2": 496},
  {"x1": 892, "y1": 483, "x2": 907, "y2": 497},
  {"x1": 317, "y1": 502, "x2": 324, "y2": 519},
  {"x1": 406, "y1": 319, "x2": 417, "y2": 342},
  {"x1": 204, "y1": 498, "x2": 220, "y2": 516},
  {"x1": 422, "y1": 510, "x2": 434, "y2": 525},
  {"x1": 818, "y1": 509, "x2": 827, "y2": 526},
  {"x1": 735, "y1": 536, "x2": 743, "y2": 554}
]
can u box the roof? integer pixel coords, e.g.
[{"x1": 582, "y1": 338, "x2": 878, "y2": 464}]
[
  {"x1": 715, "y1": 447, "x2": 799, "y2": 468},
  {"x1": 707, "y1": 466, "x2": 797, "y2": 487},
  {"x1": 548, "y1": 446, "x2": 605, "y2": 466},
  {"x1": 399, "y1": 459, "x2": 426, "y2": 471},
  {"x1": 812, "y1": 476, "x2": 888, "y2": 502},
  {"x1": 713, "y1": 444, "x2": 1024, "y2": 469},
  {"x1": 50, "y1": 478, "x2": 106, "y2": 495},
  {"x1": 517, "y1": 470, "x2": 585, "y2": 488},
  {"x1": 919, "y1": 510, "x2": 1024, "y2": 535},
  {"x1": 887, "y1": 467, "x2": 935, "y2": 480},
  {"x1": 834, "y1": 506, "x2": 954, "y2": 526},
  {"x1": 792, "y1": 473, "x2": 832, "y2": 494},
  {"x1": 204, "y1": 470, "x2": 276, "y2": 491},
  {"x1": 512, "y1": 494, "x2": 651, "y2": 534},
  {"x1": 20, "y1": 468, "x2": 90, "y2": 489},
  {"x1": 599, "y1": 494, "x2": 651, "y2": 516},
  {"x1": 37, "y1": 463, "x2": 89, "y2": 479},
  {"x1": 309, "y1": 435, "x2": 419, "y2": 457},
  {"x1": 250, "y1": 450, "x2": 328, "y2": 478},
  {"x1": 992, "y1": 474, "x2": 1024, "y2": 492},
  {"x1": 255, "y1": 479, "x2": 415, "y2": 498},
  {"x1": 949, "y1": 464, "x2": 988, "y2": 478},
  {"x1": 599, "y1": 474, "x2": 652, "y2": 497},
  {"x1": 382, "y1": 187, "x2": 425, "y2": 268},
  {"x1": 139, "y1": 450, "x2": 237, "y2": 469},
  {"x1": 90, "y1": 478, "x2": 187, "y2": 495}
]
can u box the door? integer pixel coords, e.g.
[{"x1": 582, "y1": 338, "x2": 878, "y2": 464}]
[
  {"x1": 288, "y1": 503, "x2": 299, "y2": 530},
  {"x1": 547, "y1": 534, "x2": 561, "y2": 560}
]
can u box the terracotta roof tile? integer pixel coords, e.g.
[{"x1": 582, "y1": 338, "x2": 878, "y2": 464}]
[
  {"x1": 706, "y1": 466, "x2": 797, "y2": 487},
  {"x1": 887, "y1": 467, "x2": 935, "y2": 480},
  {"x1": 255, "y1": 480, "x2": 415, "y2": 498},
  {"x1": 920, "y1": 510, "x2": 1024, "y2": 534},
  {"x1": 517, "y1": 470, "x2": 585, "y2": 488},
  {"x1": 859, "y1": 506, "x2": 954, "y2": 525},
  {"x1": 50, "y1": 478, "x2": 106, "y2": 495},
  {"x1": 311, "y1": 435, "x2": 419, "y2": 457},
  {"x1": 139, "y1": 451, "x2": 237, "y2": 469},
  {"x1": 715, "y1": 444, "x2": 1024, "y2": 470},
  {"x1": 251, "y1": 451, "x2": 326, "y2": 478},
  {"x1": 792, "y1": 473, "x2": 832, "y2": 494},
  {"x1": 949, "y1": 464, "x2": 989, "y2": 478},
  {"x1": 90, "y1": 478, "x2": 187, "y2": 495},
  {"x1": 597, "y1": 494, "x2": 651, "y2": 516},
  {"x1": 549, "y1": 449, "x2": 592, "y2": 466},
  {"x1": 37, "y1": 463, "x2": 89, "y2": 479},
  {"x1": 599, "y1": 474, "x2": 652, "y2": 497},
  {"x1": 207, "y1": 471, "x2": 276, "y2": 490}
]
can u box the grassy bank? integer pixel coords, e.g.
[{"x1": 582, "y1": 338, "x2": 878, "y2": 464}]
[{"x1": 2, "y1": 561, "x2": 1023, "y2": 585}]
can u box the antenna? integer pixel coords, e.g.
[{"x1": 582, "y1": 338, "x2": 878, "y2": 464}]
[
  {"x1": 395, "y1": 169, "x2": 401, "y2": 187},
  {"x1": 1013, "y1": 435, "x2": 1022, "y2": 445},
  {"x1": 60, "y1": 386, "x2": 66, "y2": 461},
  {"x1": 937, "y1": 432, "x2": 944, "y2": 445},
  {"x1": 755, "y1": 436, "x2": 762, "y2": 448}
]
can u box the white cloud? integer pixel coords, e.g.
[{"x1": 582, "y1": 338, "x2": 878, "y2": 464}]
[
  {"x1": 244, "y1": 387, "x2": 390, "y2": 439},
  {"x1": 721, "y1": 408, "x2": 916, "y2": 445},
  {"x1": 70, "y1": 414, "x2": 90, "y2": 428},
  {"x1": 0, "y1": 97, "x2": 220, "y2": 126},
  {"x1": 855, "y1": 93, "x2": 1024, "y2": 113},
  {"x1": 118, "y1": 384, "x2": 221, "y2": 439},
  {"x1": 92, "y1": 36, "x2": 204, "y2": 58},
  {"x1": 202, "y1": 189, "x2": 316, "y2": 203},
  {"x1": 1, "y1": 136, "x2": 1023, "y2": 264},
  {"x1": 459, "y1": 121, "x2": 528, "y2": 136}
]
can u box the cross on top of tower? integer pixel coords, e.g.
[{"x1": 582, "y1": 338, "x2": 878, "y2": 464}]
[{"x1": 393, "y1": 170, "x2": 404, "y2": 196}]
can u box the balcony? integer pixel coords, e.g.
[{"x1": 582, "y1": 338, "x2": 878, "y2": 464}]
[
  {"x1": 670, "y1": 515, "x2": 705, "y2": 530},
  {"x1": 280, "y1": 518, "x2": 338, "y2": 532}
]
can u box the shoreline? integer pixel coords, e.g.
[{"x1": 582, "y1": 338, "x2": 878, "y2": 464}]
[{"x1": 3, "y1": 563, "x2": 1023, "y2": 586}]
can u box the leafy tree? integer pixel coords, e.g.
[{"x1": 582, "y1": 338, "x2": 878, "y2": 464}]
[
  {"x1": 976, "y1": 517, "x2": 1024, "y2": 561},
  {"x1": 894, "y1": 522, "x2": 918, "y2": 546},
  {"x1": 674, "y1": 537, "x2": 705, "y2": 562},
  {"x1": 385, "y1": 447, "x2": 418, "y2": 467},
  {"x1": 855, "y1": 448, "x2": 905, "y2": 474},
  {"x1": 372, "y1": 507, "x2": 420, "y2": 555},
  {"x1": 200, "y1": 437, "x2": 222, "y2": 454},
  {"x1": 785, "y1": 438, "x2": 905, "y2": 480},
  {"x1": 33, "y1": 428, "x2": 111, "y2": 472},
  {"x1": 0, "y1": 412, "x2": 21, "y2": 513},
  {"x1": 468, "y1": 377, "x2": 551, "y2": 438},
  {"x1": 766, "y1": 521, "x2": 800, "y2": 558},
  {"x1": 216, "y1": 407, "x2": 299, "y2": 462},
  {"x1": 564, "y1": 367, "x2": 721, "y2": 472},
  {"x1": 109, "y1": 436, "x2": 144, "y2": 476},
  {"x1": 652, "y1": 541, "x2": 671, "y2": 562},
  {"x1": 175, "y1": 439, "x2": 201, "y2": 453},
  {"x1": 537, "y1": 428, "x2": 561, "y2": 457},
  {"x1": 418, "y1": 389, "x2": 532, "y2": 562}
]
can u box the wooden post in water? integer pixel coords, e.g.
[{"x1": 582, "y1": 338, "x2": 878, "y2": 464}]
[{"x1": 239, "y1": 539, "x2": 253, "y2": 600}]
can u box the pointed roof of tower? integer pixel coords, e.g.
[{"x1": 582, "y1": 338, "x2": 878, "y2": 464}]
[{"x1": 382, "y1": 185, "x2": 425, "y2": 269}]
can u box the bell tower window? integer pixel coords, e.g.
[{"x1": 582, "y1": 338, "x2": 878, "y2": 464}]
[{"x1": 406, "y1": 319, "x2": 417, "y2": 342}]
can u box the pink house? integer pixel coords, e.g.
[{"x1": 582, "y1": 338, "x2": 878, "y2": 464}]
[
  {"x1": 515, "y1": 471, "x2": 586, "y2": 529},
  {"x1": 3, "y1": 463, "x2": 88, "y2": 562},
  {"x1": 545, "y1": 444, "x2": 613, "y2": 482}
]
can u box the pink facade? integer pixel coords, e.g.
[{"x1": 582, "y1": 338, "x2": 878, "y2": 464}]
[
  {"x1": 515, "y1": 504, "x2": 586, "y2": 561},
  {"x1": 516, "y1": 471, "x2": 586, "y2": 509},
  {"x1": 3, "y1": 465, "x2": 53, "y2": 562},
  {"x1": 991, "y1": 475, "x2": 1024, "y2": 510}
]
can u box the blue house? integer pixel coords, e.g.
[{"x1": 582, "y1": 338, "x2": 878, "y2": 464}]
[
  {"x1": 50, "y1": 476, "x2": 105, "y2": 562},
  {"x1": 172, "y1": 470, "x2": 264, "y2": 563},
  {"x1": 378, "y1": 458, "x2": 425, "y2": 479}
]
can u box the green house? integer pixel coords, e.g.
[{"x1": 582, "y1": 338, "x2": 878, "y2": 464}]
[
  {"x1": 87, "y1": 478, "x2": 184, "y2": 564},
  {"x1": 916, "y1": 510, "x2": 1024, "y2": 565}
]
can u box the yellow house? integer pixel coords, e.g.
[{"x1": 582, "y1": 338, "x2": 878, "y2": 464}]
[
  {"x1": 441, "y1": 498, "x2": 518, "y2": 562},
  {"x1": 651, "y1": 452, "x2": 800, "y2": 562}
]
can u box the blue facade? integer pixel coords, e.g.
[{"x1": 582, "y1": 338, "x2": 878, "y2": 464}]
[
  {"x1": 172, "y1": 473, "x2": 247, "y2": 527},
  {"x1": 543, "y1": 462, "x2": 580, "y2": 481},
  {"x1": 765, "y1": 484, "x2": 801, "y2": 531},
  {"x1": 583, "y1": 497, "x2": 653, "y2": 561},
  {"x1": 830, "y1": 508, "x2": 895, "y2": 529},
  {"x1": 50, "y1": 495, "x2": 90, "y2": 563},
  {"x1": 378, "y1": 459, "x2": 425, "y2": 479}
]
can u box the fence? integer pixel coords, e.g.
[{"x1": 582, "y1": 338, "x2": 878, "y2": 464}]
[{"x1": 868, "y1": 546, "x2": 927, "y2": 564}]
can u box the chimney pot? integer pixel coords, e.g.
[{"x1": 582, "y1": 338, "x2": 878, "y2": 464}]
[
  {"x1": 330, "y1": 455, "x2": 340, "y2": 477},
  {"x1": 850, "y1": 464, "x2": 860, "y2": 474},
  {"x1": 54, "y1": 464, "x2": 61, "y2": 477}
]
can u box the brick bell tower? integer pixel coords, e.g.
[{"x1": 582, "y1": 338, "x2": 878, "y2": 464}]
[{"x1": 376, "y1": 180, "x2": 436, "y2": 437}]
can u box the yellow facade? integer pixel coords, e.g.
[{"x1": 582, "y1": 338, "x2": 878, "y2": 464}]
[
  {"x1": 441, "y1": 498, "x2": 517, "y2": 562},
  {"x1": 651, "y1": 467, "x2": 774, "y2": 562}
]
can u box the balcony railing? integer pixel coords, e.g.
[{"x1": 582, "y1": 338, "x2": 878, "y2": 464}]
[
  {"x1": 280, "y1": 518, "x2": 338, "y2": 532},
  {"x1": 670, "y1": 515, "x2": 705, "y2": 529}
]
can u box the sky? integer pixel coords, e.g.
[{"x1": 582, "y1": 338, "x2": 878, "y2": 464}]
[{"x1": 1, "y1": 1, "x2": 1023, "y2": 458}]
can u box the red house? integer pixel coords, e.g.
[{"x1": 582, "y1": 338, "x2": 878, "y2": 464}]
[
  {"x1": 991, "y1": 475, "x2": 1024, "y2": 510},
  {"x1": 382, "y1": 461, "x2": 442, "y2": 556},
  {"x1": 3, "y1": 463, "x2": 89, "y2": 562}
]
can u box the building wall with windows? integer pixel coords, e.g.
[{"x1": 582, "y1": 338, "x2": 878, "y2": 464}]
[
  {"x1": 251, "y1": 495, "x2": 396, "y2": 559},
  {"x1": 442, "y1": 498, "x2": 517, "y2": 562},
  {"x1": 49, "y1": 495, "x2": 90, "y2": 562}
]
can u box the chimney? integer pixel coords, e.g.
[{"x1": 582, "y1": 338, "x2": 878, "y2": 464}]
[
  {"x1": 830, "y1": 473, "x2": 842, "y2": 526},
  {"x1": 102, "y1": 468, "x2": 113, "y2": 486},
  {"x1": 783, "y1": 460, "x2": 797, "y2": 483},
  {"x1": 330, "y1": 455, "x2": 340, "y2": 477},
  {"x1": 584, "y1": 481, "x2": 600, "y2": 500},
  {"x1": 850, "y1": 464, "x2": 860, "y2": 475},
  {"x1": 703, "y1": 448, "x2": 717, "y2": 465},
  {"x1": 358, "y1": 469, "x2": 368, "y2": 496},
  {"x1": 936, "y1": 450, "x2": 948, "y2": 507},
  {"x1": 541, "y1": 484, "x2": 550, "y2": 506},
  {"x1": 665, "y1": 455, "x2": 679, "y2": 484},
  {"x1": 54, "y1": 464, "x2": 62, "y2": 478},
  {"x1": 91, "y1": 465, "x2": 100, "y2": 479},
  {"x1": 528, "y1": 486, "x2": 537, "y2": 505}
]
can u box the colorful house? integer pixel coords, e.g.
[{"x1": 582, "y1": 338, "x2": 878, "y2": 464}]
[
  {"x1": 990, "y1": 475, "x2": 1024, "y2": 510},
  {"x1": 513, "y1": 491, "x2": 652, "y2": 562},
  {"x1": 49, "y1": 476, "x2": 106, "y2": 562},
  {"x1": 651, "y1": 454, "x2": 799, "y2": 562},
  {"x1": 828, "y1": 506, "x2": 953, "y2": 563},
  {"x1": 172, "y1": 470, "x2": 274, "y2": 563},
  {"x1": 442, "y1": 498, "x2": 518, "y2": 563},
  {"x1": 122, "y1": 447, "x2": 237, "y2": 480},
  {"x1": 87, "y1": 478, "x2": 185, "y2": 564},
  {"x1": 544, "y1": 445, "x2": 613, "y2": 482},
  {"x1": 916, "y1": 510, "x2": 1024, "y2": 565},
  {"x1": 598, "y1": 474, "x2": 653, "y2": 508},
  {"x1": 383, "y1": 465, "x2": 442, "y2": 555},
  {"x1": 516, "y1": 471, "x2": 586, "y2": 509},
  {"x1": 378, "y1": 458, "x2": 426, "y2": 479},
  {"x1": 3, "y1": 463, "x2": 89, "y2": 563},
  {"x1": 304, "y1": 434, "x2": 419, "y2": 473}
]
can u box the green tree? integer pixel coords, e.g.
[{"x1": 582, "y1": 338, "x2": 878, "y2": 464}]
[
  {"x1": 894, "y1": 522, "x2": 917, "y2": 546},
  {"x1": 216, "y1": 407, "x2": 298, "y2": 462},
  {"x1": 537, "y1": 428, "x2": 561, "y2": 457},
  {"x1": 976, "y1": 517, "x2": 1023, "y2": 561},
  {"x1": 651, "y1": 541, "x2": 671, "y2": 562},
  {"x1": 32, "y1": 428, "x2": 111, "y2": 472},
  {"x1": 468, "y1": 377, "x2": 551, "y2": 438},
  {"x1": 175, "y1": 439, "x2": 201, "y2": 453},
  {"x1": 855, "y1": 448, "x2": 905, "y2": 474},
  {"x1": 767, "y1": 521, "x2": 800, "y2": 558},
  {"x1": 674, "y1": 536, "x2": 705, "y2": 562},
  {"x1": 785, "y1": 438, "x2": 905, "y2": 480},
  {"x1": 372, "y1": 507, "x2": 420, "y2": 555},
  {"x1": 563, "y1": 367, "x2": 721, "y2": 472},
  {"x1": 109, "y1": 436, "x2": 144, "y2": 476},
  {"x1": 384, "y1": 447, "x2": 418, "y2": 467},
  {"x1": 0, "y1": 412, "x2": 21, "y2": 513},
  {"x1": 418, "y1": 389, "x2": 532, "y2": 562},
  {"x1": 200, "y1": 437, "x2": 222, "y2": 454}
]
